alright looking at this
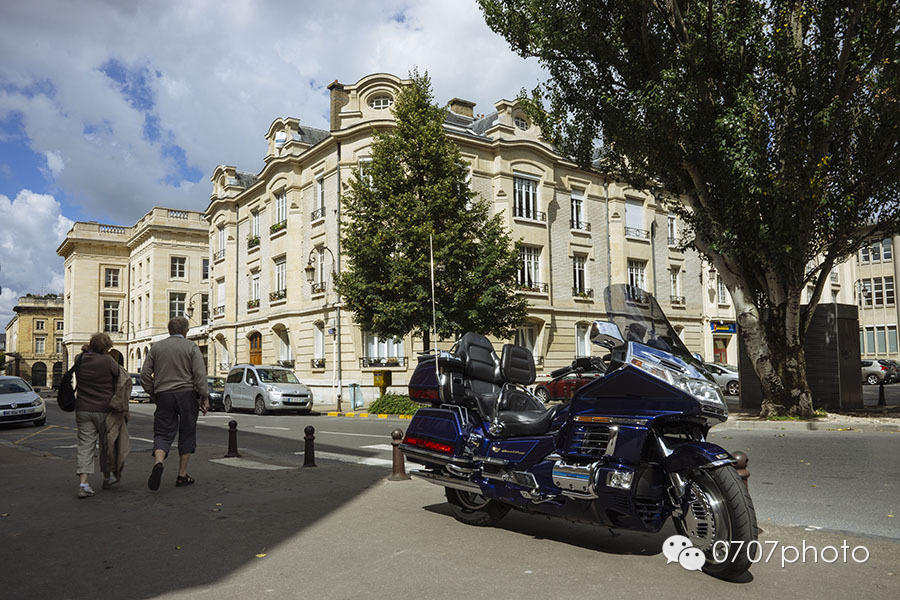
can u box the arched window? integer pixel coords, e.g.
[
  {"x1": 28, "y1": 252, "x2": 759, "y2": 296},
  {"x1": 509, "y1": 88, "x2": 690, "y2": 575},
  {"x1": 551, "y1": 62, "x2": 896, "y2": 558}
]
[{"x1": 32, "y1": 362, "x2": 47, "y2": 387}]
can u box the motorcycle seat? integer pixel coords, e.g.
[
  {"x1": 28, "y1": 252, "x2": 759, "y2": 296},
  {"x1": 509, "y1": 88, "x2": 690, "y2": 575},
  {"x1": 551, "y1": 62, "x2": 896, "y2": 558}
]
[{"x1": 495, "y1": 404, "x2": 561, "y2": 437}]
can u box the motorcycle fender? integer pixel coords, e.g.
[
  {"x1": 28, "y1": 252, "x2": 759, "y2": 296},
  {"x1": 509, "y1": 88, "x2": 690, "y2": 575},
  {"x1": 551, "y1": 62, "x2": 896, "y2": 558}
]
[{"x1": 663, "y1": 441, "x2": 734, "y2": 473}]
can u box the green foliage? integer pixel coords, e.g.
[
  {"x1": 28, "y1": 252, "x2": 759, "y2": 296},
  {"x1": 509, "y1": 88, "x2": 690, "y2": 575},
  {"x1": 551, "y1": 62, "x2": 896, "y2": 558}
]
[
  {"x1": 336, "y1": 70, "x2": 529, "y2": 344},
  {"x1": 367, "y1": 393, "x2": 420, "y2": 415},
  {"x1": 479, "y1": 1, "x2": 900, "y2": 415}
]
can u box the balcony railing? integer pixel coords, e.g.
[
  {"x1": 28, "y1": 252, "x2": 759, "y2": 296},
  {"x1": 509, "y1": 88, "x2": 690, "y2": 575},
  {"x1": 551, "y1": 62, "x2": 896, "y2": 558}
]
[
  {"x1": 270, "y1": 220, "x2": 287, "y2": 234},
  {"x1": 247, "y1": 298, "x2": 260, "y2": 309},
  {"x1": 247, "y1": 235, "x2": 260, "y2": 249},
  {"x1": 269, "y1": 289, "x2": 287, "y2": 301},
  {"x1": 214, "y1": 305, "x2": 225, "y2": 316},
  {"x1": 311, "y1": 358, "x2": 326, "y2": 369},
  {"x1": 513, "y1": 208, "x2": 547, "y2": 222},
  {"x1": 310, "y1": 282, "x2": 326, "y2": 294},
  {"x1": 214, "y1": 249, "x2": 225, "y2": 261},
  {"x1": 360, "y1": 356, "x2": 408, "y2": 368},
  {"x1": 570, "y1": 220, "x2": 591, "y2": 231},
  {"x1": 670, "y1": 295, "x2": 686, "y2": 305},
  {"x1": 516, "y1": 282, "x2": 548, "y2": 293},
  {"x1": 625, "y1": 227, "x2": 650, "y2": 239},
  {"x1": 573, "y1": 287, "x2": 594, "y2": 299},
  {"x1": 311, "y1": 207, "x2": 325, "y2": 221}
]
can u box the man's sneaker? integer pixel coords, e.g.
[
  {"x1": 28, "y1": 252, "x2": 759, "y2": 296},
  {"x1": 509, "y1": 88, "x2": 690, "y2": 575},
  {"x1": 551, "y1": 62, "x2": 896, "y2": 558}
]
[
  {"x1": 102, "y1": 476, "x2": 119, "y2": 489},
  {"x1": 78, "y1": 484, "x2": 95, "y2": 498}
]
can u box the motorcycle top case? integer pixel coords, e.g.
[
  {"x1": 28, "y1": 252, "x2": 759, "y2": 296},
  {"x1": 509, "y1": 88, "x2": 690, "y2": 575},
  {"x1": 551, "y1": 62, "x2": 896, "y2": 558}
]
[{"x1": 408, "y1": 355, "x2": 440, "y2": 404}]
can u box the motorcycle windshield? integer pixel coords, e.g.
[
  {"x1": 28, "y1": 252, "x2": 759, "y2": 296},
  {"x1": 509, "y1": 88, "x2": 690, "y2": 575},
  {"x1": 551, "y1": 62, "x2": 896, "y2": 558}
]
[{"x1": 603, "y1": 284, "x2": 701, "y2": 370}]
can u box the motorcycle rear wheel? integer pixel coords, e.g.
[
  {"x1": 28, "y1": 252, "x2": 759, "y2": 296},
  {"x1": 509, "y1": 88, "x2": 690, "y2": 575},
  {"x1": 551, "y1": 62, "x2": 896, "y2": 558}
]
[
  {"x1": 673, "y1": 465, "x2": 758, "y2": 581},
  {"x1": 445, "y1": 487, "x2": 510, "y2": 527}
]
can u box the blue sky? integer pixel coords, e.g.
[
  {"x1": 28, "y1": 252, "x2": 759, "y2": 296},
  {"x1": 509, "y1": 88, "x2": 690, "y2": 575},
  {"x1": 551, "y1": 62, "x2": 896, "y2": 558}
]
[{"x1": 0, "y1": 0, "x2": 545, "y2": 326}]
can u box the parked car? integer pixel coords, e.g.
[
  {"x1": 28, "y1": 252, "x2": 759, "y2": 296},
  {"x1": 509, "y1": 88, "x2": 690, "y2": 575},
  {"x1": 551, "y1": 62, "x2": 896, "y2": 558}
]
[
  {"x1": 207, "y1": 377, "x2": 225, "y2": 412},
  {"x1": 861, "y1": 359, "x2": 889, "y2": 385},
  {"x1": 129, "y1": 373, "x2": 151, "y2": 403},
  {"x1": 223, "y1": 364, "x2": 314, "y2": 415},
  {"x1": 0, "y1": 376, "x2": 46, "y2": 426},
  {"x1": 704, "y1": 363, "x2": 740, "y2": 396},
  {"x1": 533, "y1": 356, "x2": 605, "y2": 403},
  {"x1": 876, "y1": 359, "x2": 900, "y2": 383}
]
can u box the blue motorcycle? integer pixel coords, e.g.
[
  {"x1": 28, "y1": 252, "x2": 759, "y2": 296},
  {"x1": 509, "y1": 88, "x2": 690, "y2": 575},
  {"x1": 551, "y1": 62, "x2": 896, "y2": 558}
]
[{"x1": 401, "y1": 284, "x2": 757, "y2": 580}]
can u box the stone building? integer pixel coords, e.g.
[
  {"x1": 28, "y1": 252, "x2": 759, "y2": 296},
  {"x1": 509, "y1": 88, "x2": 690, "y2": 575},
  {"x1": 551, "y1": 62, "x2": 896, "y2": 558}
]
[
  {"x1": 4, "y1": 294, "x2": 65, "y2": 388},
  {"x1": 854, "y1": 235, "x2": 900, "y2": 358},
  {"x1": 56, "y1": 207, "x2": 210, "y2": 371},
  {"x1": 204, "y1": 72, "x2": 707, "y2": 404}
]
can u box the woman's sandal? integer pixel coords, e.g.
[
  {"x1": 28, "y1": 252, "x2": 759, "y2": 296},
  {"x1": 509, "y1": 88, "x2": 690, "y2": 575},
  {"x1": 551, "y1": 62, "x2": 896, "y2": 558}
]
[{"x1": 175, "y1": 474, "x2": 195, "y2": 487}]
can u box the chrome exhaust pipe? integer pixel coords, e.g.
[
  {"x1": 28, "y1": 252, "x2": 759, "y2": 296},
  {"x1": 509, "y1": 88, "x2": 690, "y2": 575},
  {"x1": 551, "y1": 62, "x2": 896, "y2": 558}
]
[{"x1": 410, "y1": 470, "x2": 482, "y2": 494}]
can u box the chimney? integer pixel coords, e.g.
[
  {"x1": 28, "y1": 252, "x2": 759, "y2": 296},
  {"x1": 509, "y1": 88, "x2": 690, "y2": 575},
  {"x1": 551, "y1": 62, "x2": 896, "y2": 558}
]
[
  {"x1": 327, "y1": 80, "x2": 349, "y2": 131},
  {"x1": 448, "y1": 98, "x2": 476, "y2": 119}
]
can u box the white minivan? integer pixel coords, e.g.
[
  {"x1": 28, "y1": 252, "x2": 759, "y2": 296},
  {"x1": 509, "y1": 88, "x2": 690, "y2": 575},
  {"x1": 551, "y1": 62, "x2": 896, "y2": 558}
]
[{"x1": 223, "y1": 364, "x2": 314, "y2": 415}]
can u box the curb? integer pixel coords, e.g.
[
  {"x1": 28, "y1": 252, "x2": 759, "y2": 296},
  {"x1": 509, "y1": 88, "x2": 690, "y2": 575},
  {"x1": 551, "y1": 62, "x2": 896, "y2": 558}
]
[
  {"x1": 323, "y1": 411, "x2": 413, "y2": 420},
  {"x1": 716, "y1": 419, "x2": 899, "y2": 432}
]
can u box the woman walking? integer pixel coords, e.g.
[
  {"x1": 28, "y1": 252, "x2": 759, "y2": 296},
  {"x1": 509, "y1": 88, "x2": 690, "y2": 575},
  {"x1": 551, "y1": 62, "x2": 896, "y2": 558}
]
[{"x1": 74, "y1": 333, "x2": 121, "y2": 498}]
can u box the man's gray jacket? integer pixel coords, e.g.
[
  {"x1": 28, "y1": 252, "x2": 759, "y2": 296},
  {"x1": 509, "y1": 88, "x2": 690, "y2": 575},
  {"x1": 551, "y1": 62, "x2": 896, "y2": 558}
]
[{"x1": 140, "y1": 335, "x2": 208, "y2": 401}]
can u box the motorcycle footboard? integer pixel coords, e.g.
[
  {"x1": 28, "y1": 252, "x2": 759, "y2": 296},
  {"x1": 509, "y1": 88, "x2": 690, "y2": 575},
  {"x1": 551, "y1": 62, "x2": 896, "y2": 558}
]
[{"x1": 399, "y1": 407, "x2": 469, "y2": 468}]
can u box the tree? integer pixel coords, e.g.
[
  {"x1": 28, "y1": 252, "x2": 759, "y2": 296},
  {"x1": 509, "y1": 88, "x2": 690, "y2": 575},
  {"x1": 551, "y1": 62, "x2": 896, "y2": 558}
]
[
  {"x1": 336, "y1": 71, "x2": 529, "y2": 350},
  {"x1": 479, "y1": 1, "x2": 900, "y2": 416}
]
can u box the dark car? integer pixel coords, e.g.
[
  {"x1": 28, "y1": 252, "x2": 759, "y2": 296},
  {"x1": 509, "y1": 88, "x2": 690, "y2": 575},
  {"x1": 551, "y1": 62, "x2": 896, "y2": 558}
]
[
  {"x1": 533, "y1": 356, "x2": 605, "y2": 403},
  {"x1": 207, "y1": 377, "x2": 226, "y2": 411}
]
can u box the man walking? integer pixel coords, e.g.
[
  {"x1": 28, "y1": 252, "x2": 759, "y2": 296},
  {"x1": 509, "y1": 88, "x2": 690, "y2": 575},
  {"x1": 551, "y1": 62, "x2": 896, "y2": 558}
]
[{"x1": 141, "y1": 316, "x2": 208, "y2": 490}]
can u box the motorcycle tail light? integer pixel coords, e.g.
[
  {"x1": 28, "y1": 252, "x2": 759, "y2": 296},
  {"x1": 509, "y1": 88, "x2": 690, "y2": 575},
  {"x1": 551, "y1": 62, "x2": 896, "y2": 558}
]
[{"x1": 404, "y1": 436, "x2": 454, "y2": 454}]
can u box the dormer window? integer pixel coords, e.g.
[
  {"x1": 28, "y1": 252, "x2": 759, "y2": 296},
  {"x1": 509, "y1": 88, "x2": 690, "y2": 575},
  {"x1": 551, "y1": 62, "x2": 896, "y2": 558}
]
[
  {"x1": 514, "y1": 116, "x2": 529, "y2": 130},
  {"x1": 274, "y1": 131, "x2": 287, "y2": 148},
  {"x1": 369, "y1": 95, "x2": 394, "y2": 110}
]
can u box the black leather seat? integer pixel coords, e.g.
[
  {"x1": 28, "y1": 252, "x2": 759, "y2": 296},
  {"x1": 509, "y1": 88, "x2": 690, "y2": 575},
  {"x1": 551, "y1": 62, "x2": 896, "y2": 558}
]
[
  {"x1": 493, "y1": 343, "x2": 559, "y2": 437},
  {"x1": 456, "y1": 332, "x2": 501, "y2": 418},
  {"x1": 496, "y1": 404, "x2": 562, "y2": 437}
]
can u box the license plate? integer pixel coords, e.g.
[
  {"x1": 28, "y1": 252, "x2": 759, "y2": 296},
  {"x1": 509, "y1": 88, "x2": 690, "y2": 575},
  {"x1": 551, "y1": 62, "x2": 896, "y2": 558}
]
[{"x1": 1, "y1": 408, "x2": 31, "y2": 416}]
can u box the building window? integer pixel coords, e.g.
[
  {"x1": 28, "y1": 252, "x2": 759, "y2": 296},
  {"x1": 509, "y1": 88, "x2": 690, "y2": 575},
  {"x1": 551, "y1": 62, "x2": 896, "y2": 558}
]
[
  {"x1": 865, "y1": 327, "x2": 875, "y2": 353},
  {"x1": 575, "y1": 323, "x2": 590, "y2": 358},
  {"x1": 627, "y1": 259, "x2": 646, "y2": 291},
  {"x1": 138, "y1": 261, "x2": 143, "y2": 282},
  {"x1": 570, "y1": 191, "x2": 585, "y2": 230},
  {"x1": 883, "y1": 239, "x2": 893, "y2": 261},
  {"x1": 216, "y1": 280, "x2": 226, "y2": 314},
  {"x1": 55, "y1": 320, "x2": 64, "y2": 331},
  {"x1": 860, "y1": 245, "x2": 869, "y2": 263},
  {"x1": 314, "y1": 322, "x2": 325, "y2": 362},
  {"x1": 104, "y1": 268, "x2": 119, "y2": 288},
  {"x1": 273, "y1": 258, "x2": 287, "y2": 297},
  {"x1": 34, "y1": 337, "x2": 46, "y2": 354},
  {"x1": 517, "y1": 245, "x2": 542, "y2": 289},
  {"x1": 251, "y1": 274, "x2": 260, "y2": 301},
  {"x1": 886, "y1": 277, "x2": 895, "y2": 306},
  {"x1": 667, "y1": 215, "x2": 678, "y2": 246},
  {"x1": 55, "y1": 337, "x2": 64, "y2": 355},
  {"x1": 859, "y1": 277, "x2": 894, "y2": 307},
  {"x1": 363, "y1": 333, "x2": 404, "y2": 366},
  {"x1": 515, "y1": 326, "x2": 536, "y2": 354},
  {"x1": 513, "y1": 175, "x2": 539, "y2": 220},
  {"x1": 34, "y1": 319, "x2": 45, "y2": 331},
  {"x1": 168, "y1": 292, "x2": 186, "y2": 319},
  {"x1": 170, "y1": 257, "x2": 186, "y2": 279},
  {"x1": 514, "y1": 116, "x2": 528, "y2": 130},
  {"x1": 201, "y1": 294, "x2": 209, "y2": 325},
  {"x1": 317, "y1": 177, "x2": 325, "y2": 213},
  {"x1": 103, "y1": 301, "x2": 119, "y2": 333},
  {"x1": 874, "y1": 278, "x2": 884, "y2": 306},
  {"x1": 251, "y1": 211, "x2": 260, "y2": 238},
  {"x1": 670, "y1": 266, "x2": 682, "y2": 302},
  {"x1": 625, "y1": 198, "x2": 648, "y2": 238},
  {"x1": 277, "y1": 329, "x2": 293, "y2": 362},
  {"x1": 144, "y1": 293, "x2": 150, "y2": 326},
  {"x1": 717, "y1": 277, "x2": 730, "y2": 305},
  {"x1": 217, "y1": 226, "x2": 226, "y2": 259},
  {"x1": 572, "y1": 254, "x2": 587, "y2": 295},
  {"x1": 890, "y1": 326, "x2": 899, "y2": 354},
  {"x1": 272, "y1": 192, "x2": 287, "y2": 232},
  {"x1": 368, "y1": 95, "x2": 393, "y2": 109},
  {"x1": 202, "y1": 258, "x2": 209, "y2": 280}
]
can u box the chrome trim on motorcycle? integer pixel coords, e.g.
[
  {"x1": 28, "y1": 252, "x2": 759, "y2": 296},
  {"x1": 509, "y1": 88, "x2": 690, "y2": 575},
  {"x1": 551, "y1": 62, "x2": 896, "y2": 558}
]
[
  {"x1": 400, "y1": 446, "x2": 453, "y2": 465},
  {"x1": 551, "y1": 460, "x2": 601, "y2": 499},
  {"x1": 409, "y1": 470, "x2": 482, "y2": 494},
  {"x1": 605, "y1": 426, "x2": 619, "y2": 456},
  {"x1": 700, "y1": 458, "x2": 736, "y2": 469}
]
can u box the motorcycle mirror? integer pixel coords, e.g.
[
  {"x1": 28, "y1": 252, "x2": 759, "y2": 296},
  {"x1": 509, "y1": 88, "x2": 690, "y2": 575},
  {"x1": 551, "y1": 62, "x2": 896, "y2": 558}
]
[{"x1": 590, "y1": 320, "x2": 624, "y2": 349}]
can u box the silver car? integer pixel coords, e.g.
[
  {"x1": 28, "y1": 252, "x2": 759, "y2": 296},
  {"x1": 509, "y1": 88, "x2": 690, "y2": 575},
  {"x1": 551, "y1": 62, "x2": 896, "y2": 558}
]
[
  {"x1": 0, "y1": 376, "x2": 47, "y2": 426},
  {"x1": 223, "y1": 364, "x2": 314, "y2": 415},
  {"x1": 129, "y1": 373, "x2": 151, "y2": 403},
  {"x1": 704, "y1": 363, "x2": 740, "y2": 396}
]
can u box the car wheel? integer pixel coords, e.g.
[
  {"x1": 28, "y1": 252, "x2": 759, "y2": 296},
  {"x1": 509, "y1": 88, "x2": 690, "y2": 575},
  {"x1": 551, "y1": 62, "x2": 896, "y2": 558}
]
[
  {"x1": 254, "y1": 396, "x2": 267, "y2": 416},
  {"x1": 866, "y1": 374, "x2": 880, "y2": 385},
  {"x1": 534, "y1": 387, "x2": 550, "y2": 403},
  {"x1": 224, "y1": 396, "x2": 233, "y2": 413},
  {"x1": 726, "y1": 381, "x2": 740, "y2": 396},
  {"x1": 33, "y1": 417, "x2": 47, "y2": 427}
]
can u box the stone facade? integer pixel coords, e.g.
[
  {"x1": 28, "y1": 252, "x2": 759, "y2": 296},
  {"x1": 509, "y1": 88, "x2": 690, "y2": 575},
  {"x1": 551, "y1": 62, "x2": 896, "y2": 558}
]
[
  {"x1": 56, "y1": 208, "x2": 210, "y2": 372},
  {"x1": 3, "y1": 295, "x2": 65, "y2": 388},
  {"x1": 853, "y1": 235, "x2": 900, "y2": 358},
  {"x1": 204, "y1": 73, "x2": 708, "y2": 404}
]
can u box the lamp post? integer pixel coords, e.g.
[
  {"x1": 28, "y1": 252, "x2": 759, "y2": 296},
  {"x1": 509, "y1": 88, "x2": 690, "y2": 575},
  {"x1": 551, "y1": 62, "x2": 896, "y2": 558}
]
[
  {"x1": 305, "y1": 247, "x2": 342, "y2": 412},
  {"x1": 185, "y1": 291, "x2": 207, "y2": 323},
  {"x1": 119, "y1": 321, "x2": 137, "y2": 371}
]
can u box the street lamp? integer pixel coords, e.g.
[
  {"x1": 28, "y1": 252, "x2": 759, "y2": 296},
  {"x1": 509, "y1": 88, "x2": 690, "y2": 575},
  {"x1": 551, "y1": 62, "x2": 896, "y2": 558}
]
[
  {"x1": 185, "y1": 291, "x2": 206, "y2": 322},
  {"x1": 305, "y1": 246, "x2": 343, "y2": 412}
]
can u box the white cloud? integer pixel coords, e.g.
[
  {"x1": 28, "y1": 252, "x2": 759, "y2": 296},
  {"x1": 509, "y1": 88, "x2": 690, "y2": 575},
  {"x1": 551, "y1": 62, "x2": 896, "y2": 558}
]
[
  {"x1": 0, "y1": 0, "x2": 545, "y2": 224},
  {"x1": 0, "y1": 190, "x2": 71, "y2": 327}
]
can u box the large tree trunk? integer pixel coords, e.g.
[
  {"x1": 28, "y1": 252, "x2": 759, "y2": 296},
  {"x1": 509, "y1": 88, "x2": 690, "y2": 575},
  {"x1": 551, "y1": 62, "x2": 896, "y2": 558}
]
[{"x1": 733, "y1": 289, "x2": 815, "y2": 418}]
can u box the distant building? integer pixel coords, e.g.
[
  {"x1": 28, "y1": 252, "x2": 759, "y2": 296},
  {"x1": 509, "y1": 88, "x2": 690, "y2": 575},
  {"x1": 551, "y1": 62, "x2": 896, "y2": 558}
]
[
  {"x1": 853, "y1": 236, "x2": 900, "y2": 358},
  {"x1": 56, "y1": 207, "x2": 210, "y2": 371},
  {"x1": 4, "y1": 294, "x2": 64, "y2": 388}
]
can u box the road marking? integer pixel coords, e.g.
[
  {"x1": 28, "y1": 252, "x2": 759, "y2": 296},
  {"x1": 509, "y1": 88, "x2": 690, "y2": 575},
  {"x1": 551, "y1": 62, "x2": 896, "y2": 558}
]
[
  {"x1": 317, "y1": 431, "x2": 387, "y2": 439},
  {"x1": 254, "y1": 425, "x2": 291, "y2": 431},
  {"x1": 14, "y1": 425, "x2": 60, "y2": 445},
  {"x1": 210, "y1": 457, "x2": 293, "y2": 471},
  {"x1": 361, "y1": 444, "x2": 394, "y2": 451},
  {"x1": 54, "y1": 444, "x2": 77, "y2": 449},
  {"x1": 297, "y1": 450, "x2": 393, "y2": 467},
  {"x1": 131, "y1": 437, "x2": 155, "y2": 444}
]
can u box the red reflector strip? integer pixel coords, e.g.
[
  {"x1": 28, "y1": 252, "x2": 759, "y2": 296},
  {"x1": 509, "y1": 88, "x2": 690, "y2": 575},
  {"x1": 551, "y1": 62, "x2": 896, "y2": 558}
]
[
  {"x1": 409, "y1": 388, "x2": 440, "y2": 401},
  {"x1": 404, "y1": 436, "x2": 454, "y2": 454}
]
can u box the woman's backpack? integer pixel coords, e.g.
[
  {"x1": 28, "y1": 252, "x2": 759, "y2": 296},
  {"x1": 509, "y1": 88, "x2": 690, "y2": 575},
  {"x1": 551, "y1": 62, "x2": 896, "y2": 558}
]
[{"x1": 57, "y1": 355, "x2": 82, "y2": 412}]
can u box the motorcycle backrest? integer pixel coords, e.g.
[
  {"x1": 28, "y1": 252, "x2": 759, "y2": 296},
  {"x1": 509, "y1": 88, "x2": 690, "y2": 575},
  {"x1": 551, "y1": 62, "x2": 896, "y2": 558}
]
[
  {"x1": 457, "y1": 332, "x2": 501, "y2": 398},
  {"x1": 500, "y1": 344, "x2": 535, "y2": 385}
]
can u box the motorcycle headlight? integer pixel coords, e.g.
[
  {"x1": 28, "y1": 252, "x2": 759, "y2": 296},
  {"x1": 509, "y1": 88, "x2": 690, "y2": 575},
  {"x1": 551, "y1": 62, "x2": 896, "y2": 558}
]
[{"x1": 630, "y1": 357, "x2": 727, "y2": 416}]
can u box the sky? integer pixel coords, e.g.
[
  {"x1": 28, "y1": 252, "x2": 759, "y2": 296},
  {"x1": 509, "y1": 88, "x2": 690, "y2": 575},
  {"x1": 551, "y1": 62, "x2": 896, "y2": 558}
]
[{"x1": 0, "y1": 0, "x2": 546, "y2": 329}]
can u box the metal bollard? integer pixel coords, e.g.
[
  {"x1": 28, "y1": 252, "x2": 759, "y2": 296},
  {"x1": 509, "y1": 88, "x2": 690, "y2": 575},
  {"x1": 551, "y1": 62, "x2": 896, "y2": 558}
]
[
  {"x1": 878, "y1": 380, "x2": 886, "y2": 407},
  {"x1": 389, "y1": 429, "x2": 411, "y2": 481},
  {"x1": 732, "y1": 450, "x2": 749, "y2": 490},
  {"x1": 303, "y1": 425, "x2": 316, "y2": 467},
  {"x1": 225, "y1": 420, "x2": 241, "y2": 458}
]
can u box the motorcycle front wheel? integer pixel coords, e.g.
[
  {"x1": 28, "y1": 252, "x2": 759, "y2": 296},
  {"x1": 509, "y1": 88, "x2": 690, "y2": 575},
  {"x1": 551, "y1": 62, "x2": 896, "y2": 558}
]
[
  {"x1": 445, "y1": 487, "x2": 510, "y2": 527},
  {"x1": 673, "y1": 465, "x2": 758, "y2": 581}
]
